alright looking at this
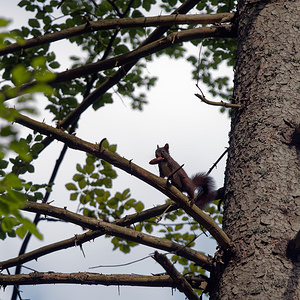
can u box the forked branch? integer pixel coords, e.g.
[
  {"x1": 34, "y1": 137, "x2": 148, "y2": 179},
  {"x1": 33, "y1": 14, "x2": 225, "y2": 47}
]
[
  {"x1": 13, "y1": 110, "x2": 231, "y2": 251},
  {"x1": 22, "y1": 201, "x2": 211, "y2": 270},
  {"x1": 0, "y1": 203, "x2": 177, "y2": 270}
]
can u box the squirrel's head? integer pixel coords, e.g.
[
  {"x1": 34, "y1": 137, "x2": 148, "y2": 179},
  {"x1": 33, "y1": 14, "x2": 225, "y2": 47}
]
[{"x1": 149, "y1": 143, "x2": 170, "y2": 165}]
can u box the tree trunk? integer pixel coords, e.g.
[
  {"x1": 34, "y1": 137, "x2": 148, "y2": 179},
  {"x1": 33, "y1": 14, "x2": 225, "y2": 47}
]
[{"x1": 211, "y1": 1, "x2": 300, "y2": 299}]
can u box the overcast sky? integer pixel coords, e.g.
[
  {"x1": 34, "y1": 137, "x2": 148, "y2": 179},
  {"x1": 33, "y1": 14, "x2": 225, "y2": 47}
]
[{"x1": 0, "y1": 2, "x2": 232, "y2": 299}]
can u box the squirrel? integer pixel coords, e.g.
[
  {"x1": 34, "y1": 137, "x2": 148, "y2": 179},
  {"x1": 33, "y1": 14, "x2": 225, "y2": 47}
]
[{"x1": 149, "y1": 143, "x2": 222, "y2": 209}]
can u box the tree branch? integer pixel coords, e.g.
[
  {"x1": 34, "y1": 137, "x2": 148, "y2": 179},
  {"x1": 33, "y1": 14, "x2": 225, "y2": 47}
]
[
  {"x1": 195, "y1": 93, "x2": 241, "y2": 108},
  {"x1": 153, "y1": 251, "x2": 200, "y2": 300},
  {"x1": 51, "y1": 25, "x2": 234, "y2": 83},
  {"x1": 21, "y1": 201, "x2": 211, "y2": 270},
  {"x1": 6, "y1": 24, "x2": 235, "y2": 101},
  {"x1": 13, "y1": 111, "x2": 231, "y2": 251},
  {"x1": 0, "y1": 202, "x2": 177, "y2": 270},
  {"x1": 0, "y1": 13, "x2": 235, "y2": 56},
  {"x1": 0, "y1": 272, "x2": 207, "y2": 288}
]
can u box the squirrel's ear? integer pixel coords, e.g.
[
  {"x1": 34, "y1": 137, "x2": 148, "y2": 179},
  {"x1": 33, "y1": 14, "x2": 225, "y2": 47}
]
[
  {"x1": 156, "y1": 145, "x2": 159, "y2": 149},
  {"x1": 164, "y1": 143, "x2": 169, "y2": 150}
]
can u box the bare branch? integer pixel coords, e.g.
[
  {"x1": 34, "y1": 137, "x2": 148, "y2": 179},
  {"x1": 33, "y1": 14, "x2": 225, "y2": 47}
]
[
  {"x1": 0, "y1": 203, "x2": 177, "y2": 270},
  {"x1": 13, "y1": 111, "x2": 231, "y2": 251},
  {"x1": 22, "y1": 201, "x2": 211, "y2": 270},
  {"x1": 153, "y1": 251, "x2": 200, "y2": 300},
  {"x1": 206, "y1": 148, "x2": 228, "y2": 175},
  {"x1": 0, "y1": 13, "x2": 235, "y2": 56},
  {"x1": 195, "y1": 93, "x2": 241, "y2": 108},
  {"x1": 0, "y1": 272, "x2": 207, "y2": 288}
]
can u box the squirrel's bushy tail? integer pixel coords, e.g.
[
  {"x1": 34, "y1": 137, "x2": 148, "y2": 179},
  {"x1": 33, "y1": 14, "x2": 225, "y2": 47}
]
[{"x1": 191, "y1": 173, "x2": 216, "y2": 209}]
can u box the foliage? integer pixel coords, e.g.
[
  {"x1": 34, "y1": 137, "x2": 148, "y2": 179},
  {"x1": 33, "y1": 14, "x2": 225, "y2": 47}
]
[
  {"x1": 0, "y1": 0, "x2": 233, "y2": 237},
  {"x1": 0, "y1": 1, "x2": 237, "y2": 298},
  {"x1": 66, "y1": 141, "x2": 144, "y2": 221},
  {"x1": 0, "y1": 20, "x2": 47, "y2": 240}
]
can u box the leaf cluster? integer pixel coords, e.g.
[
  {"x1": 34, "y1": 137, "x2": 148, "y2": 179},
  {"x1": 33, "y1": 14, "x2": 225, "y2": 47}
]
[{"x1": 0, "y1": 132, "x2": 48, "y2": 240}]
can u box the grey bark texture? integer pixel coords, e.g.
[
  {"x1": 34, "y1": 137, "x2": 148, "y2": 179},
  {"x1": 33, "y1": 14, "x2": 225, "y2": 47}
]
[{"x1": 211, "y1": 1, "x2": 300, "y2": 299}]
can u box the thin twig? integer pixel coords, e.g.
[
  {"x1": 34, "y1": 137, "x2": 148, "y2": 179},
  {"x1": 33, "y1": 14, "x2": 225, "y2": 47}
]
[
  {"x1": 89, "y1": 255, "x2": 152, "y2": 269},
  {"x1": 206, "y1": 148, "x2": 228, "y2": 176},
  {"x1": 167, "y1": 164, "x2": 185, "y2": 181},
  {"x1": 195, "y1": 93, "x2": 241, "y2": 108}
]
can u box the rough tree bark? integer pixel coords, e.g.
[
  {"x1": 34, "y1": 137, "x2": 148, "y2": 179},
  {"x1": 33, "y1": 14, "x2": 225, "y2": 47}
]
[{"x1": 211, "y1": 1, "x2": 300, "y2": 299}]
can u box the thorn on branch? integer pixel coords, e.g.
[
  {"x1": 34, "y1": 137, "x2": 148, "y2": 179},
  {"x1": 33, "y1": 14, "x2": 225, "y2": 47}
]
[
  {"x1": 79, "y1": 244, "x2": 86, "y2": 258},
  {"x1": 128, "y1": 159, "x2": 134, "y2": 175},
  {"x1": 99, "y1": 138, "x2": 107, "y2": 152}
]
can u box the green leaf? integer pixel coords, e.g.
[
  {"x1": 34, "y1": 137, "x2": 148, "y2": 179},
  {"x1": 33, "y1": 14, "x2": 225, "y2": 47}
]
[
  {"x1": 31, "y1": 142, "x2": 44, "y2": 157},
  {"x1": 114, "y1": 45, "x2": 129, "y2": 55},
  {"x1": 65, "y1": 183, "x2": 77, "y2": 191},
  {"x1": 1, "y1": 217, "x2": 18, "y2": 231},
  {"x1": 11, "y1": 65, "x2": 31, "y2": 85},
  {"x1": 25, "y1": 83, "x2": 54, "y2": 96},
  {"x1": 73, "y1": 174, "x2": 84, "y2": 182},
  {"x1": 0, "y1": 159, "x2": 8, "y2": 169},
  {"x1": 2, "y1": 173, "x2": 23, "y2": 189},
  {"x1": 70, "y1": 192, "x2": 78, "y2": 201},
  {"x1": 76, "y1": 163, "x2": 84, "y2": 173},
  {"x1": 0, "y1": 126, "x2": 17, "y2": 137},
  {"x1": 28, "y1": 18, "x2": 40, "y2": 28},
  {"x1": 145, "y1": 223, "x2": 153, "y2": 233},
  {"x1": 175, "y1": 224, "x2": 183, "y2": 231},
  {"x1": 32, "y1": 56, "x2": 46, "y2": 68},
  {"x1": 18, "y1": 0, "x2": 29, "y2": 8},
  {"x1": 9, "y1": 139, "x2": 31, "y2": 161},
  {"x1": 34, "y1": 70, "x2": 56, "y2": 82},
  {"x1": 107, "y1": 197, "x2": 118, "y2": 209},
  {"x1": 85, "y1": 163, "x2": 95, "y2": 174},
  {"x1": 0, "y1": 19, "x2": 11, "y2": 27},
  {"x1": 92, "y1": 93, "x2": 113, "y2": 110},
  {"x1": 49, "y1": 61, "x2": 60, "y2": 69},
  {"x1": 78, "y1": 178, "x2": 87, "y2": 189},
  {"x1": 119, "y1": 244, "x2": 130, "y2": 253},
  {"x1": 15, "y1": 219, "x2": 42, "y2": 239},
  {"x1": 134, "y1": 201, "x2": 144, "y2": 212}
]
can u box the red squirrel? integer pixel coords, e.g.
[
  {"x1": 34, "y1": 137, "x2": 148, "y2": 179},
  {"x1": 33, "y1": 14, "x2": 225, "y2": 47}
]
[{"x1": 149, "y1": 143, "x2": 220, "y2": 209}]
